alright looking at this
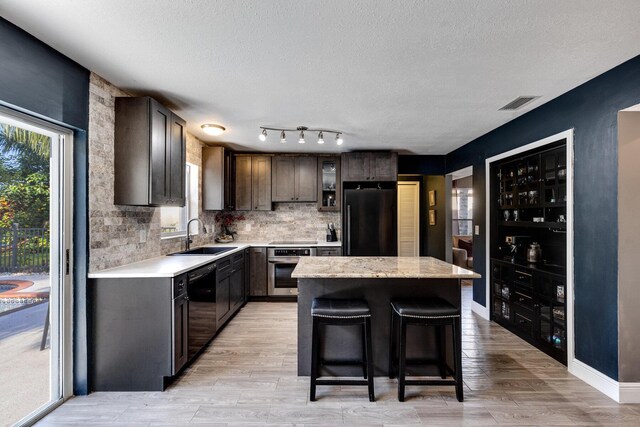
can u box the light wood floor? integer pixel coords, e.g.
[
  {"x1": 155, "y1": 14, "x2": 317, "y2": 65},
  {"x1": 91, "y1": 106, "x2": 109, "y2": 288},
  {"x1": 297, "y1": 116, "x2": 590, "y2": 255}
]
[{"x1": 37, "y1": 286, "x2": 640, "y2": 426}]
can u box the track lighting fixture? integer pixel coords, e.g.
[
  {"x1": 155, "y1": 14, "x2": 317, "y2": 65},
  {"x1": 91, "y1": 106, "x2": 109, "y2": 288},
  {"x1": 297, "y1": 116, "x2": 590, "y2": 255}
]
[{"x1": 258, "y1": 126, "x2": 344, "y2": 146}]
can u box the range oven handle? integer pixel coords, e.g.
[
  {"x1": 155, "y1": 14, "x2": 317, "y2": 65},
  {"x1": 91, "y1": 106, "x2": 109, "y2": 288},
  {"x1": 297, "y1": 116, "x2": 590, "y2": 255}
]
[{"x1": 268, "y1": 258, "x2": 301, "y2": 264}]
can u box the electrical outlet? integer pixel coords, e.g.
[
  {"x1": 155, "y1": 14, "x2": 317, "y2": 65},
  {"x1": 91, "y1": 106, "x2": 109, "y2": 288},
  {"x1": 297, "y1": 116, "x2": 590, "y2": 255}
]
[
  {"x1": 245, "y1": 223, "x2": 252, "y2": 231},
  {"x1": 475, "y1": 225, "x2": 480, "y2": 235},
  {"x1": 139, "y1": 229, "x2": 147, "y2": 243}
]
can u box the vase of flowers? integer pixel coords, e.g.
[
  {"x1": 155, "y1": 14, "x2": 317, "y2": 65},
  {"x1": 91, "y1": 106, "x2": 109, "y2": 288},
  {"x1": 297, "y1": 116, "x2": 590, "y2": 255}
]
[{"x1": 214, "y1": 211, "x2": 245, "y2": 243}]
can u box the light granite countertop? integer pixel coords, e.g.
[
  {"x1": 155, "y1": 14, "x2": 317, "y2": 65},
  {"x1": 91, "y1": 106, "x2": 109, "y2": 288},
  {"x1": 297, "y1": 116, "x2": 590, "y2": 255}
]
[
  {"x1": 88, "y1": 241, "x2": 341, "y2": 279},
  {"x1": 292, "y1": 256, "x2": 481, "y2": 279}
]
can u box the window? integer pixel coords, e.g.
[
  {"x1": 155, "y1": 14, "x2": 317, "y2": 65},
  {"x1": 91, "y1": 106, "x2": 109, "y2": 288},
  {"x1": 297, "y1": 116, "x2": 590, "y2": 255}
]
[
  {"x1": 161, "y1": 163, "x2": 198, "y2": 237},
  {"x1": 452, "y1": 187, "x2": 473, "y2": 236}
]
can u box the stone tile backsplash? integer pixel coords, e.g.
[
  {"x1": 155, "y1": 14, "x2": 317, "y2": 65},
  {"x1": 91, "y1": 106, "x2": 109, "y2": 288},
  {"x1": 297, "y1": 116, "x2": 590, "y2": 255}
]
[{"x1": 88, "y1": 73, "x2": 340, "y2": 272}]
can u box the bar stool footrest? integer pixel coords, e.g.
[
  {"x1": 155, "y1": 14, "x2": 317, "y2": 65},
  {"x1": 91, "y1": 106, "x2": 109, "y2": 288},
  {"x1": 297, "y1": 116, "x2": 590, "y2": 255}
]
[
  {"x1": 320, "y1": 359, "x2": 366, "y2": 366},
  {"x1": 315, "y1": 379, "x2": 369, "y2": 386},
  {"x1": 404, "y1": 379, "x2": 457, "y2": 386}
]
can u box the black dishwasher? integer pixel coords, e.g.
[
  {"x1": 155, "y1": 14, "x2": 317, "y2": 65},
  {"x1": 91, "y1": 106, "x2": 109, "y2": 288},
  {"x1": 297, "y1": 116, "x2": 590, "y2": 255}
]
[{"x1": 187, "y1": 262, "x2": 217, "y2": 360}]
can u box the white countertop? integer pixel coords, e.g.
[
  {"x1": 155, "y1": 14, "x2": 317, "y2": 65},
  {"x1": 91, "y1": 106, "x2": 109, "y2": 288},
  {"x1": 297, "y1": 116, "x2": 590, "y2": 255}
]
[
  {"x1": 292, "y1": 256, "x2": 481, "y2": 279},
  {"x1": 88, "y1": 241, "x2": 342, "y2": 279}
]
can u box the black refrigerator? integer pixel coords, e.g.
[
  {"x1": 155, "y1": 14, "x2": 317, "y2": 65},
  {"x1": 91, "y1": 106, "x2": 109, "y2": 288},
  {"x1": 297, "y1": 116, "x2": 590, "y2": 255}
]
[{"x1": 342, "y1": 188, "x2": 397, "y2": 256}]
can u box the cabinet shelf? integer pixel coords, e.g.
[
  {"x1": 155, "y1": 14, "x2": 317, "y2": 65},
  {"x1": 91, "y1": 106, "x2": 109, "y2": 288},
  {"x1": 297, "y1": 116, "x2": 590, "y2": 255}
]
[{"x1": 500, "y1": 221, "x2": 566, "y2": 230}]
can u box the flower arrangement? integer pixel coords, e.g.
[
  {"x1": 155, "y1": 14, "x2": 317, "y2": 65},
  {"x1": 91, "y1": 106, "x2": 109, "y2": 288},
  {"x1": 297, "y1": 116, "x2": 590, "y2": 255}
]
[{"x1": 214, "y1": 211, "x2": 245, "y2": 242}]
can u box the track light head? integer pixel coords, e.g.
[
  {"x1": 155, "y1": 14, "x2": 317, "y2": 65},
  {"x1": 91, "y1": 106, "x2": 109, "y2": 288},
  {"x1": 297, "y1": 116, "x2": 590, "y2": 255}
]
[
  {"x1": 280, "y1": 130, "x2": 286, "y2": 143},
  {"x1": 298, "y1": 130, "x2": 305, "y2": 144},
  {"x1": 336, "y1": 133, "x2": 344, "y2": 145},
  {"x1": 259, "y1": 128, "x2": 267, "y2": 142},
  {"x1": 317, "y1": 131, "x2": 325, "y2": 144}
]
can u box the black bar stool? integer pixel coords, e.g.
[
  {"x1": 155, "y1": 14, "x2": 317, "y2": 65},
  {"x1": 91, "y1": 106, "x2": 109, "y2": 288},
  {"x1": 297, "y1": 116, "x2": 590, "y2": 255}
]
[
  {"x1": 310, "y1": 298, "x2": 375, "y2": 402},
  {"x1": 388, "y1": 298, "x2": 463, "y2": 402}
]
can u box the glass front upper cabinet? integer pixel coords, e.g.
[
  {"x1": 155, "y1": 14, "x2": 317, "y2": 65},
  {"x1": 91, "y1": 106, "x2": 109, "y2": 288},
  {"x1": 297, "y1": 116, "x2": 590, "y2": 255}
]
[{"x1": 317, "y1": 157, "x2": 340, "y2": 212}]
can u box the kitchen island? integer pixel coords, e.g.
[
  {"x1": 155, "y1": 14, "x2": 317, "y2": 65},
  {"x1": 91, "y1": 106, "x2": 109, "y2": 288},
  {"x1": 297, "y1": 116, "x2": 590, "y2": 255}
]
[{"x1": 292, "y1": 256, "x2": 480, "y2": 376}]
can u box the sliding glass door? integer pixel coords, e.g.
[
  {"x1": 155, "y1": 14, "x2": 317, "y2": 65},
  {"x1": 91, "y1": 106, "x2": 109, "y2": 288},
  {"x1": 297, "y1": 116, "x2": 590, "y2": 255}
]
[{"x1": 0, "y1": 109, "x2": 72, "y2": 425}]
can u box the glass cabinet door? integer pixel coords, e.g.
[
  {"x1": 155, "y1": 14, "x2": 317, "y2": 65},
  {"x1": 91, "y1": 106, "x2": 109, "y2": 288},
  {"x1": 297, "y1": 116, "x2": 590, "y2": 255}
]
[{"x1": 318, "y1": 157, "x2": 340, "y2": 211}]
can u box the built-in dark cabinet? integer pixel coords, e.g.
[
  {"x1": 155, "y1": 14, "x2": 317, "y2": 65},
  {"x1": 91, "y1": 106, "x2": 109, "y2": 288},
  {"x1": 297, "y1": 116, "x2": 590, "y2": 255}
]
[
  {"x1": 203, "y1": 146, "x2": 235, "y2": 211},
  {"x1": 215, "y1": 251, "x2": 246, "y2": 327},
  {"x1": 272, "y1": 156, "x2": 317, "y2": 202},
  {"x1": 114, "y1": 96, "x2": 186, "y2": 206},
  {"x1": 249, "y1": 247, "x2": 268, "y2": 296},
  {"x1": 235, "y1": 155, "x2": 272, "y2": 211},
  {"x1": 91, "y1": 273, "x2": 189, "y2": 391},
  {"x1": 491, "y1": 260, "x2": 566, "y2": 363},
  {"x1": 341, "y1": 151, "x2": 397, "y2": 181},
  {"x1": 215, "y1": 256, "x2": 232, "y2": 324},
  {"x1": 173, "y1": 285, "x2": 189, "y2": 374},
  {"x1": 318, "y1": 156, "x2": 341, "y2": 211},
  {"x1": 490, "y1": 140, "x2": 567, "y2": 364}
]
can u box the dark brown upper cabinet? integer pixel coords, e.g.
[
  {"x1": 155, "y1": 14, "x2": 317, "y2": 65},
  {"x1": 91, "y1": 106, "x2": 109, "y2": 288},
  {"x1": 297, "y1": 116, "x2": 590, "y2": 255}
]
[
  {"x1": 114, "y1": 97, "x2": 186, "y2": 206},
  {"x1": 272, "y1": 156, "x2": 318, "y2": 202},
  {"x1": 317, "y1": 156, "x2": 341, "y2": 212},
  {"x1": 203, "y1": 146, "x2": 235, "y2": 211},
  {"x1": 341, "y1": 151, "x2": 397, "y2": 182},
  {"x1": 235, "y1": 155, "x2": 272, "y2": 211}
]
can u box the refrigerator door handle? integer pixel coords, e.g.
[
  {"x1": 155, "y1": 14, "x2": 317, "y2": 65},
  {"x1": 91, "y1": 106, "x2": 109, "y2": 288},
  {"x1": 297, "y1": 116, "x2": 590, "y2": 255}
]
[{"x1": 347, "y1": 204, "x2": 352, "y2": 256}]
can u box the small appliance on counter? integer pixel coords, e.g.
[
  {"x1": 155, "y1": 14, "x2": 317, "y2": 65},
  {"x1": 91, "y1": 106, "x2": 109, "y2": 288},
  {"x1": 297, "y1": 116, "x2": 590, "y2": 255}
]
[{"x1": 326, "y1": 222, "x2": 338, "y2": 242}]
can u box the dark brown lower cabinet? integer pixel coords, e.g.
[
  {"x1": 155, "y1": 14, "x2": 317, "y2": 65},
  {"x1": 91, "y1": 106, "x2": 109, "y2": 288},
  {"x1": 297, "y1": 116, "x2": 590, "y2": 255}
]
[
  {"x1": 173, "y1": 290, "x2": 189, "y2": 374},
  {"x1": 249, "y1": 247, "x2": 268, "y2": 296},
  {"x1": 491, "y1": 259, "x2": 566, "y2": 364}
]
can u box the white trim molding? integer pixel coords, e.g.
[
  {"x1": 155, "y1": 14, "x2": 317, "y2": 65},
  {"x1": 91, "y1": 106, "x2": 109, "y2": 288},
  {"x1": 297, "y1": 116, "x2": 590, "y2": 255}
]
[
  {"x1": 570, "y1": 359, "x2": 640, "y2": 403},
  {"x1": 484, "y1": 129, "x2": 576, "y2": 371}
]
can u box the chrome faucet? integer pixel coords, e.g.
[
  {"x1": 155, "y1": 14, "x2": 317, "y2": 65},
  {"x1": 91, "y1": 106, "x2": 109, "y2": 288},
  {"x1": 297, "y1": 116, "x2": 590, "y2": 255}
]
[{"x1": 186, "y1": 218, "x2": 207, "y2": 250}]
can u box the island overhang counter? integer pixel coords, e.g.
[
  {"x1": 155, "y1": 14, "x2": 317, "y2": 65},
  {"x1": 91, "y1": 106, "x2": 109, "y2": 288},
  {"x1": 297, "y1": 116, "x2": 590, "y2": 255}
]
[{"x1": 292, "y1": 256, "x2": 481, "y2": 377}]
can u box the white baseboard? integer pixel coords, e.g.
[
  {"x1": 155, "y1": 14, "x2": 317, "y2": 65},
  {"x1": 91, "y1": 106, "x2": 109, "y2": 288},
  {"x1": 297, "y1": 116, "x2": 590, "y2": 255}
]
[
  {"x1": 569, "y1": 358, "x2": 620, "y2": 401},
  {"x1": 619, "y1": 382, "x2": 640, "y2": 403},
  {"x1": 471, "y1": 300, "x2": 489, "y2": 320},
  {"x1": 568, "y1": 358, "x2": 640, "y2": 403}
]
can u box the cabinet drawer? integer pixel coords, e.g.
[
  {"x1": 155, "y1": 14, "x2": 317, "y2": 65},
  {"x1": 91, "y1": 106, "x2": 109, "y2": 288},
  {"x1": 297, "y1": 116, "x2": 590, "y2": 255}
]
[
  {"x1": 514, "y1": 309, "x2": 534, "y2": 335},
  {"x1": 217, "y1": 256, "x2": 232, "y2": 273},
  {"x1": 317, "y1": 247, "x2": 342, "y2": 256},
  {"x1": 232, "y1": 251, "x2": 244, "y2": 268},
  {"x1": 513, "y1": 269, "x2": 533, "y2": 287},
  {"x1": 513, "y1": 289, "x2": 534, "y2": 310}
]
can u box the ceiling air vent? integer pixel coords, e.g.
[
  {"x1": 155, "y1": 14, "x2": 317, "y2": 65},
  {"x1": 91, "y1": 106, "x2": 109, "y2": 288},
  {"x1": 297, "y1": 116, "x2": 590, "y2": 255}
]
[{"x1": 499, "y1": 96, "x2": 539, "y2": 111}]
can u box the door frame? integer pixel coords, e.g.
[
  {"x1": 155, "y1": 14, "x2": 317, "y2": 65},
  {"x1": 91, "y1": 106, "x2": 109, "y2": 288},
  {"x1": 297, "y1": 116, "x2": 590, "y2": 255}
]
[
  {"x1": 0, "y1": 106, "x2": 74, "y2": 424},
  {"x1": 483, "y1": 129, "x2": 575, "y2": 373}
]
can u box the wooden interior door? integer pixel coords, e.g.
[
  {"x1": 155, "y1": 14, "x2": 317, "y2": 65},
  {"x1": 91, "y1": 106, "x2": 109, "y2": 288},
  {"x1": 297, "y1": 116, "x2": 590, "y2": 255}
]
[{"x1": 397, "y1": 181, "x2": 420, "y2": 256}]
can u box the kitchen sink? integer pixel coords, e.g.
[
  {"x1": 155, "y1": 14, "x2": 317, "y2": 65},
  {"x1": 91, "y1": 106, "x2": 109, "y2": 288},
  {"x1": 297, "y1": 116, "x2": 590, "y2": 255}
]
[{"x1": 169, "y1": 247, "x2": 237, "y2": 256}]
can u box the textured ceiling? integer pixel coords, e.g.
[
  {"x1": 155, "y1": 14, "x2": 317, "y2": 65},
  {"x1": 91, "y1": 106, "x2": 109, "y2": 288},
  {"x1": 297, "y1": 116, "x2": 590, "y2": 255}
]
[{"x1": 2, "y1": 0, "x2": 640, "y2": 154}]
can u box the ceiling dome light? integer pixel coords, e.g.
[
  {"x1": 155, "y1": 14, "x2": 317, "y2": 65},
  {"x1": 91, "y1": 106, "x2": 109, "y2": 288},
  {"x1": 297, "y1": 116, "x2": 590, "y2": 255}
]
[
  {"x1": 317, "y1": 131, "x2": 325, "y2": 144},
  {"x1": 298, "y1": 130, "x2": 305, "y2": 144},
  {"x1": 280, "y1": 130, "x2": 286, "y2": 143},
  {"x1": 201, "y1": 124, "x2": 226, "y2": 136},
  {"x1": 259, "y1": 128, "x2": 267, "y2": 141},
  {"x1": 336, "y1": 133, "x2": 344, "y2": 145}
]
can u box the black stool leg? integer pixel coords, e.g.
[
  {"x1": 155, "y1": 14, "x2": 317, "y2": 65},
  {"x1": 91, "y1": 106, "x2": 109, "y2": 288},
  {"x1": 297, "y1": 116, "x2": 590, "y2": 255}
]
[
  {"x1": 398, "y1": 317, "x2": 407, "y2": 402},
  {"x1": 452, "y1": 317, "x2": 464, "y2": 402},
  {"x1": 361, "y1": 323, "x2": 368, "y2": 379},
  {"x1": 364, "y1": 317, "x2": 375, "y2": 402},
  {"x1": 310, "y1": 317, "x2": 320, "y2": 401},
  {"x1": 388, "y1": 310, "x2": 396, "y2": 379},
  {"x1": 436, "y1": 325, "x2": 447, "y2": 379}
]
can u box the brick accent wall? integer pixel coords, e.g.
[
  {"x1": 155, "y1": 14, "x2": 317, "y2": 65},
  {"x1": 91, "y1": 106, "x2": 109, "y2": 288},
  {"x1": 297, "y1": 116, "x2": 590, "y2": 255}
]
[{"x1": 88, "y1": 73, "x2": 340, "y2": 272}]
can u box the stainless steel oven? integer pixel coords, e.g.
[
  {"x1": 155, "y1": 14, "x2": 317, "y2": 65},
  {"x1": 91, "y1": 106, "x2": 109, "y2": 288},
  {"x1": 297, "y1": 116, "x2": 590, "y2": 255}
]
[{"x1": 267, "y1": 247, "x2": 316, "y2": 296}]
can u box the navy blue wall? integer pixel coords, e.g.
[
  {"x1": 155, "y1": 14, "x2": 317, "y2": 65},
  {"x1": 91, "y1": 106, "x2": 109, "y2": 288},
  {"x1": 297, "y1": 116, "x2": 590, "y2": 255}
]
[
  {"x1": 399, "y1": 154, "x2": 446, "y2": 175},
  {"x1": 0, "y1": 18, "x2": 90, "y2": 394},
  {"x1": 446, "y1": 54, "x2": 640, "y2": 380}
]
